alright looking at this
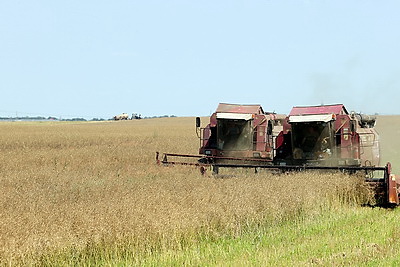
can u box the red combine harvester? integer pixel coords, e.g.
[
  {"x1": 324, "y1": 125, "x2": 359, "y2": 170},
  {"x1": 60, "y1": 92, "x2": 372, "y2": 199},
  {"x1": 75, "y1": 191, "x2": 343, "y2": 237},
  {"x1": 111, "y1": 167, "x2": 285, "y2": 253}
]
[
  {"x1": 157, "y1": 103, "x2": 400, "y2": 205},
  {"x1": 157, "y1": 103, "x2": 285, "y2": 173},
  {"x1": 275, "y1": 104, "x2": 380, "y2": 167},
  {"x1": 198, "y1": 103, "x2": 284, "y2": 162}
]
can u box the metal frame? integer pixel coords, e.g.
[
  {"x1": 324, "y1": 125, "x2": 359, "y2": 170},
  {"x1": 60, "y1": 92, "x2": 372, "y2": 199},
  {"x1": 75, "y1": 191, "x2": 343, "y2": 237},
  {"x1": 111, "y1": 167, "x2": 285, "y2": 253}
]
[{"x1": 155, "y1": 152, "x2": 399, "y2": 205}]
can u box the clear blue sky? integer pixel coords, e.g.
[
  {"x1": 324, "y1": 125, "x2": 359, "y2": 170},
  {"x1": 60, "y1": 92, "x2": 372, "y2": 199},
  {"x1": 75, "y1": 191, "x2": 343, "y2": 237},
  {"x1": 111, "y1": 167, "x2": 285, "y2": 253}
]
[{"x1": 1, "y1": 1, "x2": 399, "y2": 119}]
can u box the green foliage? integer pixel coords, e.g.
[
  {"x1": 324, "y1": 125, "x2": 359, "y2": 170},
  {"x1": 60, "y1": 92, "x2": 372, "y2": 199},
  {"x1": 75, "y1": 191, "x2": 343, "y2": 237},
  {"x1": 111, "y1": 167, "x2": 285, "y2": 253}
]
[{"x1": 21, "y1": 207, "x2": 400, "y2": 266}]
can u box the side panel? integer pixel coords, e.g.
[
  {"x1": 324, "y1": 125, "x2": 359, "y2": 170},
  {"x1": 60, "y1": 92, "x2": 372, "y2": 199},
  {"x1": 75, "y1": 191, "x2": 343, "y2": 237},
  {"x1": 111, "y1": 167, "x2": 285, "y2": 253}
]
[
  {"x1": 253, "y1": 115, "x2": 269, "y2": 152},
  {"x1": 199, "y1": 113, "x2": 218, "y2": 155},
  {"x1": 358, "y1": 128, "x2": 380, "y2": 166},
  {"x1": 336, "y1": 115, "x2": 352, "y2": 159}
]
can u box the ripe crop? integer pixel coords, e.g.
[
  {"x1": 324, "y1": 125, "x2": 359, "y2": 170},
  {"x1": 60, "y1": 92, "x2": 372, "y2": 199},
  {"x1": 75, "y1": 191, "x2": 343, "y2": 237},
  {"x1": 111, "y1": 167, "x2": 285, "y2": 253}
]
[{"x1": 0, "y1": 118, "x2": 380, "y2": 265}]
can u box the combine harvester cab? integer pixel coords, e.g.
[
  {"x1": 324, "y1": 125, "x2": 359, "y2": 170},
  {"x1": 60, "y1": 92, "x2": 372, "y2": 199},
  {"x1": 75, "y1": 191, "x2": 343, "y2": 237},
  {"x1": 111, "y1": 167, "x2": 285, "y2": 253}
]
[
  {"x1": 198, "y1": 103, "x2": 282, "y2": 164},
  {"x1": 275, "y1": 104, "x2": 400, "y2": 205},
  {"x1": 276, "y1": 104, "x2": 376, "y2": 167},
  {"x1": 157, "y1": 103, "x2": 284, "y2": 172}
]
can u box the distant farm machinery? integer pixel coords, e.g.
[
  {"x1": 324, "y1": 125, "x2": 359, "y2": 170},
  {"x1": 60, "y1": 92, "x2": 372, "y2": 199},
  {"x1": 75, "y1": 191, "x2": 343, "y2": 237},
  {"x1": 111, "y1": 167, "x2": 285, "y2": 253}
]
[
  {"x1": 157, "y1": 103, "x2": 400, "y2": 206},
  {"x1": 113, "y1": 113, "x2": 142, "y2": 120}
]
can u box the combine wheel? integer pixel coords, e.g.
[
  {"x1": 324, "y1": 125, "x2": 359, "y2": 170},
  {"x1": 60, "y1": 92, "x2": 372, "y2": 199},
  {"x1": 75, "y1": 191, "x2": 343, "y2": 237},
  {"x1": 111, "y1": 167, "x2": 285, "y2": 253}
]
[
  {"x1": 212, "y1": 165, "x2": 219, "y2": 175},
  {"x1": 200, "y1": 166, "x2": 207, "y2": 175}
]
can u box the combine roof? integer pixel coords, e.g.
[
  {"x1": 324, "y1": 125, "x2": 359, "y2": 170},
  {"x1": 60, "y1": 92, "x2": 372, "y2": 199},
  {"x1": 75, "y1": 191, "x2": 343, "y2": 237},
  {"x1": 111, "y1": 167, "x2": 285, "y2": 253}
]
[
  {"x1": 216, "y1": 103, "x2": 264, "y2": 114},
  {"x1": 289, "y1": 104, "x2": 348, "y2": 116}
]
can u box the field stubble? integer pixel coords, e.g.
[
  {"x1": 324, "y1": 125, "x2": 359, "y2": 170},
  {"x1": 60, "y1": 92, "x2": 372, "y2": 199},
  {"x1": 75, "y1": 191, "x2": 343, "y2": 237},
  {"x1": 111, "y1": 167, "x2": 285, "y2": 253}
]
[{"x1": 0, "y1": 117, "x2": 389, "y2": 265}]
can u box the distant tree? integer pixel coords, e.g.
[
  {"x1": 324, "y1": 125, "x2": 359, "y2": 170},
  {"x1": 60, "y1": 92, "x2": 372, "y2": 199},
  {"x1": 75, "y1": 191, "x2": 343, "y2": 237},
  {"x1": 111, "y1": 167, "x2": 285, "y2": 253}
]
[{"x1": 61, "y1": 118, "x2": 87, "y2": 121}]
